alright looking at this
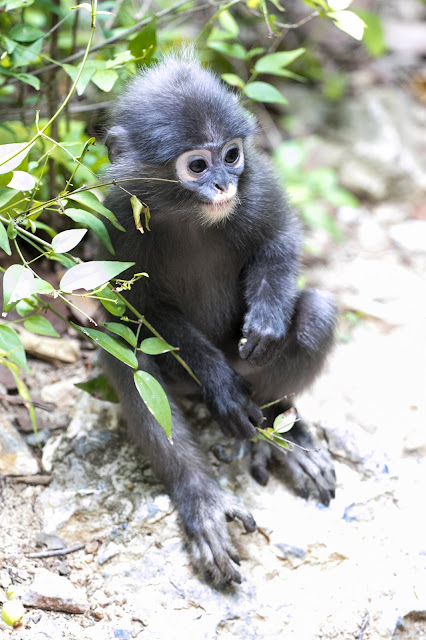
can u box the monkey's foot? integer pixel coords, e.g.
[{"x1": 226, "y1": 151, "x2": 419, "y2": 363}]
[
  {"x1": 178, "y1": 487, "x2": 256, "y2": 586},
  {"x1": 250, "y1": 420, "x2": 336, "y2": 506}
]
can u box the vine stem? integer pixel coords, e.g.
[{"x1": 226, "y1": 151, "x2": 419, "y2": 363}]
[{"x1": 113, "y1": 292, "x2": 201, "y2": 386}]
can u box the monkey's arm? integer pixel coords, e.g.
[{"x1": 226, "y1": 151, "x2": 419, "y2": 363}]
[
  {"x1": 239, "y1": 223, "x2": 300, "y2": 366},
  {"x1": 145, "y1": 305, "x2": 263, "y2": 439}
]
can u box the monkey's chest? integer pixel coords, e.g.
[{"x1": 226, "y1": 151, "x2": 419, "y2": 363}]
[{"x1": 162, "y1": 245, "x2": 243, "y2": 341}]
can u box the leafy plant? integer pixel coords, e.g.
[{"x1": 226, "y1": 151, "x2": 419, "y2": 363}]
[
  {"x1": 274, "y1": 138, "x2": 358, "y2": 241},
  {"x1": 0, "y1": 0, "x2": 369, "y2": 446}
]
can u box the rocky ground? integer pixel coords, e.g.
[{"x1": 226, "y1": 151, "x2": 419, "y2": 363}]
[{"x1": 1, "y1": 23, "x2": 426, "y2": 640}]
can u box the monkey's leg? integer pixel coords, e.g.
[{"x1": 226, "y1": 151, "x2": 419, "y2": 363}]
[
  {"x1": 100, "y1": 351, "x2": 256, "y2": 585},
  {"x1": 245, "y1": 289, "x2": 337, "y2": 505}
]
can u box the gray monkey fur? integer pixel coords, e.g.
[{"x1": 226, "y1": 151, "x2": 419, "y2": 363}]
[{"x1": 100, "y1": 52, "x2": 337, "y2": 585}]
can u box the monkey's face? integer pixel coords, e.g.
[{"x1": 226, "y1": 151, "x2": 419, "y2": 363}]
[{"x1": 175, "y1": 138, "x2": 244, "y2": 224}]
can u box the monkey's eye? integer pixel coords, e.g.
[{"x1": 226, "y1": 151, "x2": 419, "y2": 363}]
[
  {"x1": 188, "y1": 158, "x2": 208, "y2": 174},
  {"x1": 224, "y1": 147, "x2": 239, "y2": 164}
]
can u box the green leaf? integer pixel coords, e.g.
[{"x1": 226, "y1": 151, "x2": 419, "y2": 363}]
[
  {"x1": 63, "y1": 62, "x2": 96, "y2": 96},
  {"x1": 329, "y1": 10, "x2": 365, "y2": 40},
  {"x1": 218, "y1": 10, "x2": 239, "y2": 37},
  {"x1": 328, "y1": 0, "x2": 352, "y2": 9},
  {"x1": 15, "y1": 72, "x2": 40, "y2": 90},
  {"x1": 7, "y1": 171, "x2": 35, "y2": 191},
  {"x1": 268, "y1": 0, "x2": 285, "y2": 10},
  {"x1": 91, "y1": 69, "x2": 118, "y2": 92},
  {"x1": 95, "y1": 287, "x2": 126, "y2": 317},
  {"x1": 0, "y1": 188, "x2": 19, "y2": 208},
  {"x1": 103, "y1": 321, "x2": 137, "y2": 347},
  {"x1": 67, "y1": 191, "x2": 124, "y2": 230},
  {"x1": 76, "y1": 325, "x2": 138, "y2": 368},
  {"x1": 10, "y1": 24, "x2": 44, "y2": 42},
  {"x1": 3, "y1": 265, "x2": 34, "y2": 311},
  {"x1": 106, "y1": 50, "x2": 134, "y2": 69},
  {"x1": 2, "y1": 35, "x2": 16, "y2": 54},
  {"x1": 64, "y1": 208, "x2": 114, "y2": 254},
  {"x1": 51, "y1": 228, "x2": 87, "y2": 253},
  {"x1": 0, "y1": 69, "x2": 41, "y2": 90},
  {"x1": 303, "y1": 0, "x2": 328, "y2": 10},
  {"x1": 60, "y1": 260, "x2": 135, "y2": 293},
  {"x1": 208, "y1": 41, "x2": 247, "y2": 60},
  {"x1": 221, "y1": 73, "x2": 245, "y2": 89},
  {"x1": 273, "y1": 408, "x2": 297, "y2": 433},
  {"x1": 244, "y1": 81, "x2": 288, "y2": 105},
  {"x1": 0, "y1": 325, "x2": 29, "y2": 371},
  {"x1": 0, "y1": 0, "x2": 35, "y2": 9},
  {"x1": 0, "y1": 222, "x2": 11, "y2": 255},
  {"x1": 12, "y1": 38, "x2": 42, "y2": 68},
  {"x1": 134, "y1": 370, "x2": 172, "y2": 439},
  {"x1": 0, "y1": 172, "x2": 13, "y2": 189},
  {"x1": 301, "y1": 202, "x2": 343, "y2": 240},
  {"x1": 75, "y1": 374, "x2": 119, "y2": 402},
  {"x1": 23, "y1": 315, "x2": 60, "y2": 338},
  {"x1": 0, "y1": 142, "x2": 33, "y2": 175},
  {"x1": 355, "y1": 9, "x2": 386, "y2": 57},
  {"x1": 254, "y1": 49, "x2": 306, "y2": 74},
  {"x1": 246, "y1": 46, "x2": 265, "y2": 60},
  {"x1": 3, "y1": 264, "x2": 54, "y2": 311},
  {"x1": 47, "y1": 253, "x2": 75, "y2": 269},
  {"x1": 139, "y1": 337, "x2": 176, "y2": 355},
  {"x1": 129, "y1": 17, "x2": 156, "y2": 63},
  {"x1": 208, "y1": 26, "x2": 234, "y2": 42},
  {"x1": 131, "y1": 196, "x2": 150, "y2": 233},
  {"x1": 16, "y1": 297, "x2": 39, "y2": 317},
  {"x1": 7, "y1": 218, "x2": 17, "y2": 239},
  {"x1": 72, "y1": 2, "x2": 91, "y2": 11}
]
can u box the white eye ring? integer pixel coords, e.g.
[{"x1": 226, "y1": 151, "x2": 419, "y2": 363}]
[{"x1": 176, "y1": 149, "x2": 212, "y2": 182}]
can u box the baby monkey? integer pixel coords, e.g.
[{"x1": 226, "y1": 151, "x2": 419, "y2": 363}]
[{"x1": 101, "y1": 53, "x2": 337, "y2": 585}]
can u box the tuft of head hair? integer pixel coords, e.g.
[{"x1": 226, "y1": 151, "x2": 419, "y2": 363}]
[{"x1": 108, "y1": 51, "x2": 257, "y2": 164}]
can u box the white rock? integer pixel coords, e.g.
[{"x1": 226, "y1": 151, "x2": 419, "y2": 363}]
[
  {"x1": 0, "y1": 417, "x2": 39, "y2": 475},
  {"x1": 22, "y1": 568, "x2": 89, "y2": 614},
  {"x1": 389, "y1": 220, "x2": 426, "y2": 253}
]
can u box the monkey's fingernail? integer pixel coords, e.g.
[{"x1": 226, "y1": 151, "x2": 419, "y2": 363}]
[{"x1": 239, "y1": 337, "x2": 247, "y2": 347}]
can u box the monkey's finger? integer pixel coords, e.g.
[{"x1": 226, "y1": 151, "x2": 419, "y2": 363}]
[
  {"x1": 238, "y1": 334, "x2": 258, "y2": 360},
  {"x1": 247, "y1": 401, "x2": 264, "y2": 427},
  {"x1": 218, "y1": 405, "x2": 256, "y2": 440},
  {"x1": 246, "y1": 337, "x2": 279, "y2": 367},
  {"x1": 225, "y1": 507, "x2": 257, "y2": 533}
]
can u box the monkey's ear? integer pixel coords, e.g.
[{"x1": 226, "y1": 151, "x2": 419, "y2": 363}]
[{"x1": 104, "y1": 125, "x2": 131, "y2": 163}]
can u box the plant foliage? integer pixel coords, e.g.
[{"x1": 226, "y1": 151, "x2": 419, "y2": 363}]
[{"x1": 0, "y1": 0, "x2": 375, "y2": 443}]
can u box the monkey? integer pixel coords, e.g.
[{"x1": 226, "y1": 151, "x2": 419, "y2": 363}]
[{"x1": 100, "y1": 52, "x2": 337, "y2": 586}]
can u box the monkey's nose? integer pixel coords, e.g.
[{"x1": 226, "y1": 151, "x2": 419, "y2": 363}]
[{"x1": 215, "y1": 183, "x2": 225, "y2": 192}]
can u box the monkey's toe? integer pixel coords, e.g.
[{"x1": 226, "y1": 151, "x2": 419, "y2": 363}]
[
  {"x1": 250, "y1": 439, "x2": 272, "y2": 486},
  {"x1": 181, "y1": 493, "x2": 255, "y2": 586},
  {"x1": 272, "y1": 445, "x2": 336, "y2": 506},
  {"x1": 251, "y1": 421, "x2": 336, "y2": 505},
  {"x1": 275, "y1": 419, "x2": 336, "y2": 505}
]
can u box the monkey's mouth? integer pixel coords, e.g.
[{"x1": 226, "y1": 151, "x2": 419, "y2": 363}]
[{"x1": 199, "y1": 196, "x2": 236, "y2": 223}]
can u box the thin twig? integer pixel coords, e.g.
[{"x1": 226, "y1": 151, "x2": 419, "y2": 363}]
[
  {"x1": 0, "y1": 394, "x2": 52, "y2": 411},
  {"x1": 26, "y1": 542, "x2": 86, "y2": 558},
  {"x1": 11, "y1": 476, "x2": 52, "y2": 486},
  {"x1": 358, "y1": 612, "x2": 370, "y2": 640},
  {"x1": 275, "y1": 11, "x2": 319, "y2": 30}
]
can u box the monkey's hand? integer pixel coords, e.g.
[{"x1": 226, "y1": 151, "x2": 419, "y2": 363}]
[
  {"x1": 239, "y1": 310, "x2": 288, "y2": 366},
  {"x1": 203, "y1": 369, "x2": 264, "y2": 440}
]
